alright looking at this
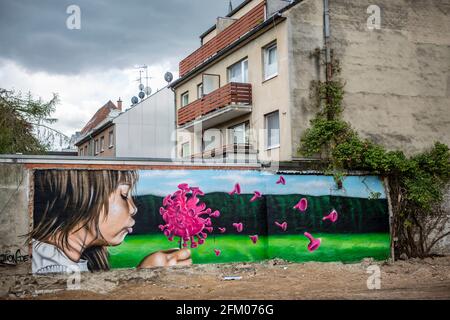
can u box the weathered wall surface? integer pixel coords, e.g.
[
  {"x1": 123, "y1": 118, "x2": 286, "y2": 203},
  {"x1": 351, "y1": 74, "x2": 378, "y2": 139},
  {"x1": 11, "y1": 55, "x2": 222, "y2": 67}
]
[
  {"x1": 330, "y1": 0, "x2": 450, "y2": 156},
  {"x1": 433, "y1": 184, "x2": 450, "y2": 255},
  {"x1": 0, "y1": 164, "x2": 30, "y2": 271},
  {"x1": 286, "y1": 0, "x2": 325, "y2": 158}
]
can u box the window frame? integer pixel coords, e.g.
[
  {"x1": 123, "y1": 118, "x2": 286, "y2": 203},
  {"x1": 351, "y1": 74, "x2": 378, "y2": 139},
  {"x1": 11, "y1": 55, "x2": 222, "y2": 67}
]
[
  {"x1": 263, "y1": 42, "x2": 278, "y2": 81},
  {"x1": 108, "y1": 130, "x2": 114, "y2": 148},
  {"x1": 94, "y1": 139, "x2": 99, "y2": 155},
  {"x1": 228, "y1": 121, "x2": 250, "y2": 145},
  {"x1": 100, "y1": 136, "x2": 105, "y2": 152},
  {"x1": 181, "y1": 142, "x2": 190, "y2": 158},
  {"x1": 265, "y1": 111, "x2": 280, "y2": 150},
  {"x1": 181, "y1": 91, "x2": 189, "y2": 107},
  {"x1": 197, "y1": 83, "x2": 204, "y2": 99},
  {"x1": 227, "y1": 58, "x2": 249, "y2": 84}
]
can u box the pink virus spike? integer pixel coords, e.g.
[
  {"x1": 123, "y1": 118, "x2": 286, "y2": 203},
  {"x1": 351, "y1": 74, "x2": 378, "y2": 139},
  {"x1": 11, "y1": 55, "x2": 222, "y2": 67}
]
[
  {"x1": 214, "y1": 249, "x2": 221, "y2": 256},
  {"x1": 218, "y1": 227, "x2": 226, "y2": 233},
  {"x1": 276, "y1": 176, "x2": 286, "y2": 185},
  {"x1": 229, "y1": 183, "x2": 241, "y2": 196},
  {"x1": 293, "y1": 198, "x2": 308, "y2": 212},
  {"x1": 250, "y1": 191, "x2": 262, "y2": 202},
  {"x1": 304, "y1": 232, "x2": 321, "y2": 252},
  {"x1": 275, "y1": 221, "x2": 288, "y2": 232},
  {"x1": 322, "y1": 209, "x2": 338, "y2": 223},
  {"x1": 232, "y1": 222, "x2": 244, "y2": 233},
  {"x1": 210, "y1": 210, "x2": 220, "y2": 218},
  {"x1": 250, "y1": 235, "x2": 259, "y2": 244},
  {"x1": 159, "y1": 183, "x2": 219, "y2": 249}
]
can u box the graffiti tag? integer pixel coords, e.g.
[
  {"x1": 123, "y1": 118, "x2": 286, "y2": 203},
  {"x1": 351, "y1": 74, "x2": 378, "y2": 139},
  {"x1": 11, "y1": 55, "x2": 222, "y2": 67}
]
[{"x1": 0, "y1": 249, "x2": 30, "y2": 265}]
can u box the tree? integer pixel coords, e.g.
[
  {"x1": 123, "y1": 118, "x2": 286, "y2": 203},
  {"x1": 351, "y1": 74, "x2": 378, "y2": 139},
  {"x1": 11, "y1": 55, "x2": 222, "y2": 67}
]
[{"x1": 0, "y1": 88, "x2": 65, "y2": 154}]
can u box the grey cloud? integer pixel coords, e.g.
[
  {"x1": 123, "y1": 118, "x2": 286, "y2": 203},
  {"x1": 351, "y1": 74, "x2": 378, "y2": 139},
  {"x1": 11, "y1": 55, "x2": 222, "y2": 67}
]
[{"x1": 0, "y1": 0, "x2": 242, "y2": 74}]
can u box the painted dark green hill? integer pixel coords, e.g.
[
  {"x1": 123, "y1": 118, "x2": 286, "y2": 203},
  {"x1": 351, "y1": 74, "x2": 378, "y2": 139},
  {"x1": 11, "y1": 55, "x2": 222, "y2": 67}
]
[{"x1": 132, "y1": 192, "x2": 389, "y2": 235}]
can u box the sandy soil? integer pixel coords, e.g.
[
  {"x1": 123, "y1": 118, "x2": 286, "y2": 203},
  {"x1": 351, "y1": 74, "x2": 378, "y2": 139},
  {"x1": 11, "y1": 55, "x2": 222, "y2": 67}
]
[{"x1": 13, "y1": 256, "x2": 447, "y2": 300}]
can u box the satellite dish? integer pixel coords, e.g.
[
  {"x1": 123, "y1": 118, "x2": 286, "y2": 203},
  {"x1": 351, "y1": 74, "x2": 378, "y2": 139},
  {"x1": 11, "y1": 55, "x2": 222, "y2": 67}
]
[
  {"x1": 139, "y1": 83, "x2": 145, "y2": 91},
  {"x1": 164, "y1": 72, "x2": 173, "y2": 83},
  {"x1": 131, "y1": 96, "x2": 139, "y2": 105},
  {"x1": 138, "y1": 91, "x2": 145, "y2": 99},
  {"x1": 145, "y1": 87, "x2": 152, "y2": 96}
]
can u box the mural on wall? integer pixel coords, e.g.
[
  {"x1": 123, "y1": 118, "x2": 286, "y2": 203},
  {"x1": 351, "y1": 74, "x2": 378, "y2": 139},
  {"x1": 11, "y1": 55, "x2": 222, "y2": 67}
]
[{"x1": 32, "y1": 169, "x2": 390, "y2": 273}]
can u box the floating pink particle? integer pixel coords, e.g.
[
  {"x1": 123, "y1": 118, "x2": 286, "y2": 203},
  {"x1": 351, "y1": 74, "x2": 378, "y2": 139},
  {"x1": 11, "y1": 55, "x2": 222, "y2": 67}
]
[
  {"x1": 250, "y1": 191, "x2": 262, "y2": 202},
  {"x1": 232, "y1": 222, "x2": 243, "y2": 233},
  {"x1": 218, "y1": 227, "x2": 226, "y2": 233},
  {"x1": 159, "y1": 183, "x2": 219, "y2": 249},
  {"x1": 276, "y1": 176, "x2": 286, "y2": 185},
  {"x1": 322, "y1": 209, "x2": 338, "y2": 223},
  {"x1": 250, "y1": 235, "x2": 259, "y2": 244},
  {"x1": 214, "y1": 249, "x2": 221, "y2": 256},
  {"x1": 304, "y1": 232, "x2": 321, "y2": 252},
  {"x1": 294, "y1": 198, "x2": 308, "y2": 212},
  {"x1": 229, "y1": 183, "x2": 241, "y2": 196},
  {"x1": 275, "y1": 221, "x2": 288, "y2": 231}
]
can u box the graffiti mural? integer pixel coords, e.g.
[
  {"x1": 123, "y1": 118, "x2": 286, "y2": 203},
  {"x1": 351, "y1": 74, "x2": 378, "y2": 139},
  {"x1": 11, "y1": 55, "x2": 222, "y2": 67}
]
[{"x1": 32, "y1": 169, "x2": 390, "y2": 273}]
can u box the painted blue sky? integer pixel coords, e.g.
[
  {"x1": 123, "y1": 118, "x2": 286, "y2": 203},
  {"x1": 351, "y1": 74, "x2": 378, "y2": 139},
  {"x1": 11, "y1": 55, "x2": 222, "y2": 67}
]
[{"x1": 135, "y1": 170, "x2": 387, "y2": 199}]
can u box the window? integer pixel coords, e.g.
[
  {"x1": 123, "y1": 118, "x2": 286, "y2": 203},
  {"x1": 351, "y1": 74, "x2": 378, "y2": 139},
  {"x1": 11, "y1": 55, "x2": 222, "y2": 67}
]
[
  {"x1": 181, "y1": 92, "x2": 189, "y2": 107},
  {"x1": 229, "y1": 122, "x2": 249, "y2": 145},
  {"x1": 181, "y1": 142, "x2": 190, "y2": 158},
  {"x1": 79, "y1": 148, "x2": 83, "y2": 156},
  {"x1": 94, "y1": 139, "x2": 99, "y2": 154},
  {"x1": 197, "y1": 83, "x2": 203, "y2": 99},
  {"x1": 228, "y1": 59, "x2": 248, "y2": 83},
  {"x1": 265, "y1": 111, "x2": 280, "y2": 149},
  {"x1": 100, "y1": 136, "x2": 105, "y2": 152},
  {"x1": 263, "y1": 43, "x2": 278, "y2": 80},
  {"x1": 109, "y1": 130, "x2": 114, "y2": 148},
  {"x1": 85, "y1": 146, "x2": 88, "y2": 156}
]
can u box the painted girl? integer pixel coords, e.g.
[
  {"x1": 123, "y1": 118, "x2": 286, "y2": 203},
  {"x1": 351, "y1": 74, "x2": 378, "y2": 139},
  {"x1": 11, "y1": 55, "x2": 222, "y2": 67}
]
[{"x1": 30, "y1": 170, "x2": 191, "y2": 273}]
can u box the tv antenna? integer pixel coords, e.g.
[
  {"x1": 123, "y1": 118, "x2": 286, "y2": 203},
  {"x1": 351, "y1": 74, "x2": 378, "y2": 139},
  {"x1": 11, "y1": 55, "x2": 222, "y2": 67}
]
[{"x1": 134, "y1": 65, "x2": 152, "y2": 100}]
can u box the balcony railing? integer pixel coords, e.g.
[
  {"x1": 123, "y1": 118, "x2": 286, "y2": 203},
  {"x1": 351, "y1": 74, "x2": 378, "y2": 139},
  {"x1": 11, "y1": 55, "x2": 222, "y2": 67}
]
[
  {"x1": 177, "y1": 82, "x2": 252, "y2": 126},
  {"x1": 179, "y1": 1, "x2": 266, "y2": 77},
  {"x1": 189, "y1": 143, "x2": 258, "y2": 162}
]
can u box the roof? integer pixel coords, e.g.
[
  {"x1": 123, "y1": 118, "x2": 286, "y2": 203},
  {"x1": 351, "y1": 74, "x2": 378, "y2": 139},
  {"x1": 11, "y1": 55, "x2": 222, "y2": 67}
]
[{"x1": 80, "y1": 100, "x2": 119, "y2": 135}]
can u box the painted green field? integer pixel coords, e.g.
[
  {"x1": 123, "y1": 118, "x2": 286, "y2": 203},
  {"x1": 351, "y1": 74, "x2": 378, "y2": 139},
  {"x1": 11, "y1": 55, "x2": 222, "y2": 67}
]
[{"x1": 108, "y1": 233, "x2": 390, "y2": 269}]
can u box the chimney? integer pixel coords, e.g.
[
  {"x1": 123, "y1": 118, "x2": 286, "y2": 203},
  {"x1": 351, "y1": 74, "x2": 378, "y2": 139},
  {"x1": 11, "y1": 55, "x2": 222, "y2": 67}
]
[{"x1": 117, "y1": 98, "x2": 122, "y2": 111}]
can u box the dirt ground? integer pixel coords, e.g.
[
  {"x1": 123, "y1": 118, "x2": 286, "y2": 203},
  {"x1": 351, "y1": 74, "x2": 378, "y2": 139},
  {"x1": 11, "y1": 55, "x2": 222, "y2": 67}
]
[{"x1": 3, "y1": 256, "x2": 450, "y2": 300}]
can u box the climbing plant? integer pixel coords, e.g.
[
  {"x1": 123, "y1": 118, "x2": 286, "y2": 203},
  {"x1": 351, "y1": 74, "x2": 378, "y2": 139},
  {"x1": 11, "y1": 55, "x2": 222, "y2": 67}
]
[{"x1": 299, "y1": 50, "x2": 450, "y2": 259}]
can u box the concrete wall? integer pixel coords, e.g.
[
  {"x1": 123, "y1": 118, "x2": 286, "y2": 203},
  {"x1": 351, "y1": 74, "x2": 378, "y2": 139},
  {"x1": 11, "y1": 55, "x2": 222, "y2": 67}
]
[
  {"x1": 285, "y1": 0, "x2": 325, "y2": 159},
  {"x1": 329, "y1": 0, "x2": 450, "y2": 156},
  {"x1": 0, "y1": 164, "x2": 30, "y2": 271},
  {"x1": 114, "y1": 87, "x2": 176, "y2": 158}
]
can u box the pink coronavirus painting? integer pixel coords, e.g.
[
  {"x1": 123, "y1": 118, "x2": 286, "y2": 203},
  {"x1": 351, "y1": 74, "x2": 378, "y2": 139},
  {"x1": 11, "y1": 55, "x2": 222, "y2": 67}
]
[
  {"x1": 159, "y1": 183, "x2": 220, "y2": 249},
  {"x1": 250, "y1": 191, "x2": 262, "y2": 202},
  {"x1": 293, "y1": 198, "x2": 308, "y2": 212},
  {"x1": 214, "y1": 249, "x2": 221, "y2": 256},
  {"x1": 304, "y1": 232, "x2": 321, "y2": 252},
  {"x1": 250, "y1": 235, "x2": 259, "y2": 244},
  {"x1": 229, "y1": 183, "x2": 241, "y2": 196},
  {"x1": 233, "y1": 222, "x2": 244, "y2": 233},
  {"x1": 275, "y1": 221, "x2": 288, "y2": 231},
  {"x1": 323, "y1": 209, "x2": 338, "y2": 223},
  {"x1": 276, "y1": 176, "x2": 286, "y2": 185}
]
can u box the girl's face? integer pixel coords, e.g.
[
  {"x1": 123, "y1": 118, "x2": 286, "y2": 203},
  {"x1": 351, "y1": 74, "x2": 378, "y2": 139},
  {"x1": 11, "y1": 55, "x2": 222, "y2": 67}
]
[{"x1": 97, "y1": 183, "x2": 137, "y2": 246}]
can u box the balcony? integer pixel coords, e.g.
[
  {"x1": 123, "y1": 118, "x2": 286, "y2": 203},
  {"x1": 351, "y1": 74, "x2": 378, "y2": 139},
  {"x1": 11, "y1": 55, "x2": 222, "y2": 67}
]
[
  {"x1": 189, "y1": 143, "x2": 258, "y2": 163},
  {"x1": 177, "y1": 82, "x2": 252, "y2": 130},
  {"x1": 179, "y1": 1, "x2": 266, "y2": 77}
]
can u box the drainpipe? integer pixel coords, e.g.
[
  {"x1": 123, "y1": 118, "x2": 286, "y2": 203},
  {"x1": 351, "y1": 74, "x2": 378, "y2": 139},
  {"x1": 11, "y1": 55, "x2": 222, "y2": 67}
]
[
  {"x1": 323, "y1": 0, "x2": 332, "y2": 82},
  {"x1": 169, "y1": 86, "x2": 179, "y2": 162}
]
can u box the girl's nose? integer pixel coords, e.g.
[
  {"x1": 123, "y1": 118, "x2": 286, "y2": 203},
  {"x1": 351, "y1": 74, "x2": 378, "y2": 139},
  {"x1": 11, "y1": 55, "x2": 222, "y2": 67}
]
[{"x1": 129, "y1": 199, "x2": 137, "y2": 216}]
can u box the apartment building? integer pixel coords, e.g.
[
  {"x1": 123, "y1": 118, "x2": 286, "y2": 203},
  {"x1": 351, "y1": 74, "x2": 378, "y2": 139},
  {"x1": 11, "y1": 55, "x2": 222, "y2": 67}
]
[
  {"x1": 75, "y1": 87, "x2": 175, "y2": 158},
  {"x1": 170, "y1": 0, "x2": 450, "y2": 162}
]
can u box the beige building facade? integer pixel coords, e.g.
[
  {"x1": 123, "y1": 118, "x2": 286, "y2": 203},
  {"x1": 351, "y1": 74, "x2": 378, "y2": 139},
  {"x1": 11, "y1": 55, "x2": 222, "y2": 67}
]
[{"x1": 171, "y1": 0, "x2": 450, "y2": 163}]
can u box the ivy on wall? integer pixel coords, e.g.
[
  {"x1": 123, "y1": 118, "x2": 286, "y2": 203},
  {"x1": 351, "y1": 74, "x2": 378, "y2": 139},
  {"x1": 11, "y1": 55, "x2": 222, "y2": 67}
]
[{"x1": 298, "y1": 51, "x2": 450, "y2": 259}]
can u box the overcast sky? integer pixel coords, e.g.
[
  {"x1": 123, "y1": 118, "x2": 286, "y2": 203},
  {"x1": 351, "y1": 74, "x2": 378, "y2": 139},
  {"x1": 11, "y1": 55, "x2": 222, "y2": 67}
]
[{"x1": 0, "y1": 0, "x2": 243, "y2": 139}]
